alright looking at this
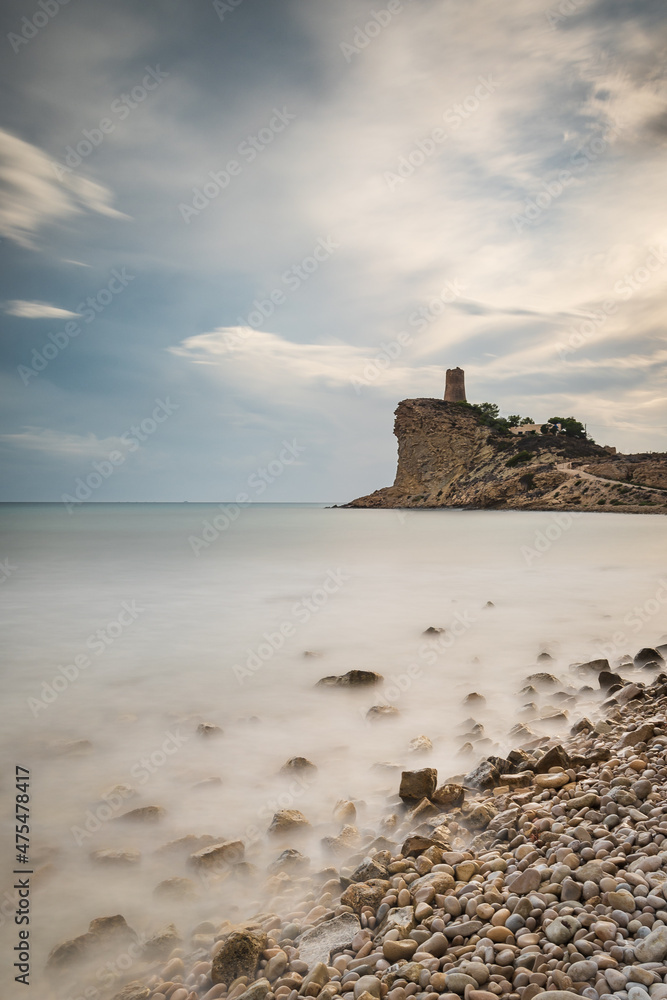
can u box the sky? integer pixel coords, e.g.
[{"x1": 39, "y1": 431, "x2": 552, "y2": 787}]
[{"x1": 0, "y1": 0, "x2": 666, "y2": 503}]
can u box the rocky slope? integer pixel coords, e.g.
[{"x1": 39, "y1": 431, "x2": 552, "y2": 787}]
[{"x1": 345, "y1": 400, "x2": 667, "y2": 513}]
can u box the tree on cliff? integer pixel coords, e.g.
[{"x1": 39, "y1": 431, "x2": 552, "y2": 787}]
[{"x1": 548, "y1": 416, "x2": 587, "y2": 439}]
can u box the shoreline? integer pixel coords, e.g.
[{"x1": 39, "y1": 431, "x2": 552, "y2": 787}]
[{"x1": 45, "y1": 645, "x2": 667, "y2": 1000}]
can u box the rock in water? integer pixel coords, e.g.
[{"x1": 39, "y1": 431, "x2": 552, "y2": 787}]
[
  {"x1": 399, "y1": 768, "x2": 437, "y2": 800},
  {"x1": 317, "y1": 670, "x2": 383, "y2": 687},
  {"x1": 211, "y1": 927, "x2": 268, "y2": 984},
  {"x1": 280, "y1": 756, "x2": 317, "y2": 774},
  {"x1": 267, "y1": 809, "x2": 310, "y2": 834},
  {"x1": 634, "y1": 647, "x2": 665, "y2": 666},
  {"x1": 297, "y1": 912, "x2": 361, "y2": 968}
]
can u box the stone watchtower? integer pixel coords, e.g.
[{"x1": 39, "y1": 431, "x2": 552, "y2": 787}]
[{"x1": 444, "y1": 367, "x2": 466, "y2": 403}]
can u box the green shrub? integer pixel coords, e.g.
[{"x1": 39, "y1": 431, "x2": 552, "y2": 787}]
[{"x1": 506, "y1": 451, "x2": 533, "y2": 468}]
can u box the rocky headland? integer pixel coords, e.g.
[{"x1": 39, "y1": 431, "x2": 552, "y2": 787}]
[
  {"x1": 44, "y1": 641, "x2": 667, "y2": 1000},
  {"x1": 344, "y1": 400, "x2": 667, "y2": 513}
]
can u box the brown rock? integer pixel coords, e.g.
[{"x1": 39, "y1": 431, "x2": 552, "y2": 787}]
[
  {"x1": 399, "y1": 767, "x2": 437, "y2": 801},
  {"x1": 341, "y1": 880, "x2": 388, "y2": 913},
  {"x1": 211, "y1": 927, "x2": 268, "y2": 984},
  {"x1": 432, "y1": 782, "x2": 465, "y2": 808},
  {"x1": 268, "y1": 809, "x2": 310, "y2": 835},
  {"x1": 189, "y1": 840, "x2": 245, "y2": 868}
]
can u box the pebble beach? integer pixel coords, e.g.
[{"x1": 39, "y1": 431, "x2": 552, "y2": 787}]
[{"x1": 44, "y1": 642, "x2": 667, "y2": 1000}]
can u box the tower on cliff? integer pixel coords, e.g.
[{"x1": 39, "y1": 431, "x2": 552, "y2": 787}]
[{"x1": 444, "y1": 367, "x2": 466, "y2": 403}]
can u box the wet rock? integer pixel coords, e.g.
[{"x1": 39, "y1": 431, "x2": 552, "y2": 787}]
[
  {"x1": 153, "y1": 877, "x2": 198, "y2": 901},
  {"x1": 189, "y1": 840, "x2": 245, "y2": 868},
  {"x1": 534, "y1": 744, "x2": 571, "y2": 773},
  {"x1": 464, "y1": 760, "x2": 499, "y2": 789},
  {"x1": 115, "y1": 805, "x2": 165, "y2": 823},
  {"x1": 432, "y1": 782, "x2": 465, "y2": 808},
  {"x1": 297, "y1": 912, "x2": 360, "y2": 968},
  {"x1": 268, "y1": 810, "x2": 310, "y2": 835},
  {"x1": 378, "y1": 905, "x2": 416, "y2": 939},
  {"x1": 399, "y1": 767, "x2": 437, "y2": 801},
  {"x1": 635, "y1": 647, "x2": 665, "y2": 666},
  {"x1": 142, "y1": 924, "x2": 181, "y2": 959},
  {"x1": 88, "y1": 915, "x2": 138, "y2": 948},
  {"x1": 443, "y1": 920, "x2": 483, "y2": 940},
  {"x1": 545, "y1": 915, "x2": 580, "y2": 943},
  {"x1": 599, "y1": 669, "x2": 623, "y2": 689},
  {"x1": 333, "y1": 799, "x2": 357, "y2": 823},
  {"x1": 317, "y1": 670, "x2": 382, "y2": 687},
  {"x1": 367, "y1": 705, "x2": 399, "y2": 721},
  {"x1": 280, "y1": 757, "x2": 317, "y2": 775},
  {"x1": 197, "y1": 722, "x2": 223, "y2": 736},
  {"x1": 267, "y1": 848, "x2": 310, "y2": 874},
  {"x1": 110, "y1": 984, "x2": 150, "y2": 1000},
  {"x1": 505, "y1": 867, "x2": 541, "y2": 894},
  {"x1": 90, "y1": 849, "x2": 141, "y2": 866},
  {"x1": 341, "y1": 880, "x2": 387, "y2": 913},
  {"x1": 463, "y1": 801, "x2": 496, "y2": 829},
  {"x1": 383, "y1": 938, "x2": 418, "y2": 961},
  {"x1": 408, "y1": 735, "x2": 432, "y2": 753},
  {"x1": 351, "y1": 856, "x2": 388, "y2": 881},
  {"x1": 464, "y1": 692, "x2": 486, "y2": 705},
  {"x1": 46, "y1": 932, "x2": 98, "y2": 970},
  {"x1": 211, "y1": 927, "x2": 268, "y2": 984},
  {"x1": 237, "y1": 978, "x2": 271, "y2": 1000},
  {"x1": 575, "y1": 658, "x2": 610, "y2": 673},
  {"x1": 619, "y1": 722, "x2": 655, "y2": 746},
  {"x1": 525, "y1": 672, "x2": 559, "y2": 687}
]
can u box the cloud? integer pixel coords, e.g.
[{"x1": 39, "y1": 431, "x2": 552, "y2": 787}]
[
  {"x1": 4, "y1": 300, "x2": 81, "y2": 319},
  {"x1": 0, "y1": 128, "x2": 129, "y2": 249},
  {"x1": 170, "y1": 326, "x2": 442, "y2": 394},
  {"x1": 0, "y1": 427, "x2": 128, "y2": 458}
]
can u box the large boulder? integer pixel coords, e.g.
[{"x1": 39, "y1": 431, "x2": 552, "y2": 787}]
[
  {"x1": 634, "y1": 647, "x2": 665, "y2": 667},
  {"x1": 212, "y1": 927, "x2": 268, "y2": 984},
  {"x1": 399, "y1": 768, "x2": 437, "y2": 801}
]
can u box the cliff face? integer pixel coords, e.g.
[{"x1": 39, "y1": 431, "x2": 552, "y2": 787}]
[{"x1": 346, "y1": 398, "x2": 667, "y2": 513}]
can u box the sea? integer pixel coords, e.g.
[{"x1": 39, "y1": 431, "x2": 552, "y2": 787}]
[{"x1": 1, "y1": 503, "x2": 666, "y2": 991}]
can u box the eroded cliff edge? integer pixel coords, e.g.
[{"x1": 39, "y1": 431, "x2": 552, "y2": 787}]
[{"x1": 345, "y1": 399, "x2": 667, "y2": 513}]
